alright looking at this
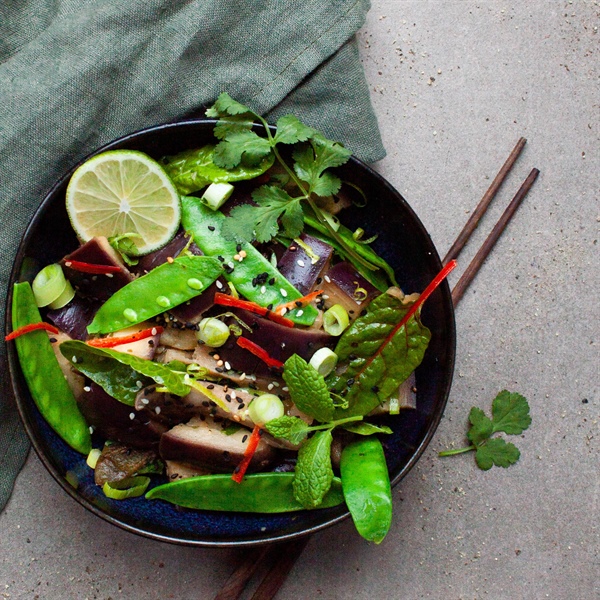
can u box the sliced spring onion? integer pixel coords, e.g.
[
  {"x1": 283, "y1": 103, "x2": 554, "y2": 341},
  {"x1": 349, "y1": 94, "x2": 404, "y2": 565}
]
[
  {"x1": 388, "y1": 396, "x2": 400, "y2": 415},
  {"x1": 48, "y1": 279, "x2": 75, "y2": 309},
  {"x1": 321, "y1": 211, "x2": 340, "y2": 232},
  {"x1": 322, "y1": 304, "x2": 350, "y2": 336},
  {"x1": 102, "y1": 476, "x2": 150, "y2": 500},
  {"x1": 201, "y1": 182, "x2": 235, "y2": 210},
  {"x1": 196, "y1": 317, "x2": 230, "y2": 347},
  {"x1": 32, "y1": 264, "x2": 69, "y2": 307},
  {"x1": 309, "y1": 347, "x2": 338, "y2": 377},
  {"x1": 86, "y1": 448, "x2": 102, "y2": 469},
  {"x1": 248, "y1": 394, "x2": 285, "y2": 425}
]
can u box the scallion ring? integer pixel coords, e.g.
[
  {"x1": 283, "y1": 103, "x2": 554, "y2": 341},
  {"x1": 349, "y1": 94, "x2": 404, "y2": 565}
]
[
  {"x1": 32, "y1": 263, "x2": 72, "y2": 307},
  {"x1": 248, "y1": 394, "x2": 285, "y2": 425},
  {"x1": 102, "y1": 476, "x2": 150, "y2": 500},
  {"x1": 196, "y1": 317, "x2": 230, "y2": 347},
  {"x1": 322, "y1": 304, "x2": 350, "y2": 336},
  {"x1": 86, "y1": 448, "x2": 102, "y2": 469},
  {"x1": 309, "y1": 347, "x2": 339, "y2": 377}
]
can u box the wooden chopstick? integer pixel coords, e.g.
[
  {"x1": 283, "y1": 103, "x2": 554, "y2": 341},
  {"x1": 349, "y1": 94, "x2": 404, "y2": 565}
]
[
  {"x1": 451, "y1": 167, "x2": 539, "y2": 305},
  {"x1": 443, "y1": 137, "x2": 527, "y2": 265},
  {"x1": 214, "y1": 140, "x2": 539, "y2": 600}
]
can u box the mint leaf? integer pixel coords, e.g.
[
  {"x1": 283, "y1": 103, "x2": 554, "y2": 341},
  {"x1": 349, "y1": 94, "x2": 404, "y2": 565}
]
[
  {"x1": 342, "y1": 422, "x2": 393, "y2": 436},
  {"x1": 273, "y1": 114, "x2": 316, "y2": 145},
  {"x1": 293, "y1": 430, "x2": 334, "y2": 508},
  {"x1": 283, "y1": 354, "x2": 334, "y2": 423},
  {"x1": 466, "y1": 407, "x2": 493, "y2": 446},
  {"x1": 264, "y1": 415, "x2": 309, "y2": 445},
  {"x1": 212, "y1": 130, "x2": 272, "y2": 169},
  {"x1": 475, "y1": 438, "x2": 521, "y2": 470},
  {"x1": 491, "y1": 390, "x2": 532, "y2": 435}
]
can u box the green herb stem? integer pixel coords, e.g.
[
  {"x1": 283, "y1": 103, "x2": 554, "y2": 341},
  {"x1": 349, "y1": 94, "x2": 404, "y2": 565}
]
[
  {"x1": 438, "y1": 445, "x2": 476, "y2": 457},
  {"x1": 307, "y1": 415, "x2": 363, "y2": 433}
]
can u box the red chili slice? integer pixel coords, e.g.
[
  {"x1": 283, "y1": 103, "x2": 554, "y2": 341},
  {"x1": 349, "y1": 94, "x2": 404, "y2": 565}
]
[
  {"x1": 232, "y1": 425, "x2": 263, "y2": 484},
  {"x1": 5, "y1": 322, "x2": 59, "y2": 341},
  {"x1": 86, "y1": 326, "x2": 164, "y2": 348},
  {"x1": 64, "y1": 260, "x2": 123, "y2": 275},
  {"x1": 236, "y1": 336, "x2": 285, "y2": 370},
  {"x1": 273, "y1": 289, "x2": 323, "y2": 316},
  {"x1": 213, "y1": 292, "x2": 295, "y2": 328}
]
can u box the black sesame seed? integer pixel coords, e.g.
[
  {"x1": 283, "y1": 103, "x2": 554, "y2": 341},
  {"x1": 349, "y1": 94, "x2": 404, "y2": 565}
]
[
  {"x1": 238, "y1": 403, "x2": 245, "y2": 409},
  {"x1": 209, "y1": 400, "x2": 217, "y2": 407},
  {"x1": 225, "y1": 394, "x2": 232, "y2": 402},
  {"x1": 217, "y1": 255, "x2": 224, "y2": 262},
  {"x1": 236, "y1": 244, "x2": 242, "y2": 252},
  {"x1": 206, "y1": 384, "x2": 215, "y2": 389},
  {"x1": 215, "y1": 367, "x2": 224, "y2": 373},
  {"x1": 202, "y1": 401, "x2": 210, "y2": 407},
  {"x1": 371, "y1": 385, "x2": 380, "y2": 393},
  {"x1": 208, "y1": 225, "x2": 215, "y2": 231},
  {"x1": 242, "y1": 434, "x2": 248, "y2": 443},
  {"x1": 316, "y1": 277, "x2": 322, "y2": 284},
  {"x1": 346, "y1": 378, "x2": 355, "y2": 387},
  {"x1": 268, "y1": 277, "x2": 275, "y2": 285},
  {"x1": 49, "y1": 337, "x2": 57, "y2": 343}
]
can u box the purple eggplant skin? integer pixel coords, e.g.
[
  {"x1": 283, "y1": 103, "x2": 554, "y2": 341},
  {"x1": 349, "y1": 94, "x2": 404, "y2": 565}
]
[
  {"x1": 77, "y1": 382, "x2": 166, "y2": 449},
  {"x1": 46, "y1": 296, "x2": 99, "y2": 340},
  {"x1": 133, "y1": 231, "x2": 203, "y2": 274},
  {"x1": 61, "y1": 237, "x2": 134, "y2": 301},
  {"x1": 277, "y1": 233, "x2": 333, "y2": 295}
]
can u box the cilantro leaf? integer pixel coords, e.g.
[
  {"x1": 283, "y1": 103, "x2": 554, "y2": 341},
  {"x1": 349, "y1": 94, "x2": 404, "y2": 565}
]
[
  {"x1": 283, "y1": 354, "x2": 334, "y2": 423},
  {"x1": 205, "y1": 92, "x2": 258, "y2": 118},
  {"x1": 491, "y1": 390, "x2": 532, "y2": 435},
  {"x1": 475, "y1": 438, "x2": 521, "y2": 470},
  {"x1": 264, "y1": 415, "x2": 309, "y2": 446},
  {"x1": 466, "y1": 407, "x2": 493, "y2": 446},
  {"x1": 212, "y1": 130, "x2": 272, "y2": 169},
  {"x1": 220, "y1": 204, "x2": 258, "y2": 243},
  {"x1": 273, "y1": 114, "x2": 316, "y2": 145},
  {"x1": 292, "y1": 139, "x2": 349, "y2": 197},
  {"x1": 293, "y1": 430, "x2": 334, "y2": 509}
]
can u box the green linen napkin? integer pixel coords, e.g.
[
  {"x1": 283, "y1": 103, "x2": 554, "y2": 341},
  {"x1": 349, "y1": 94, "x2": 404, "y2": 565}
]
[{"x1": 0, "y1": 0, "x2": 385, "y2": 512}]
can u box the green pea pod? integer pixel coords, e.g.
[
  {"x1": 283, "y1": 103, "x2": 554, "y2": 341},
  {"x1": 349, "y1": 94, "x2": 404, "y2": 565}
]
[
  {"x1": 340, "y1": 436, "x2": 392, "y2": 544},
  {"x1": 87, "y1": 255, "x2": 223, "y2": 334},
  {"x1": 181, "y1": 196, "x2": 318, "y2": 326},
  {"x1": 11, "y1": 282, "x2": 91, "y2": 454},
  {"x1": 146, "y1": 472, "x2": 345, "y2": 513}
]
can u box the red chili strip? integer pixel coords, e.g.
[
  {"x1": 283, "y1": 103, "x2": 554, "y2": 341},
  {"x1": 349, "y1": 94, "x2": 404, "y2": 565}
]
[
  {"x1": 64, "y1": 260, "x2": 122, "y2": 275},
  {"x1": 213, "y1": 292, "x2": 295, "y2": 328},
  {"x1": 273, "y1": 289, "x2": 323, "y2": 316},
  {"x1": 236, "y1": 336, "x2": 285, "y2": 370},
  {"x1": 87, "y1": 326, "x2": 164, "y2": 348},
  {"x1": 358, "y1": 260, "x2": 457, "y2": 377},
  {"x1": 232, "y1": 425, "x2": 263, "y2": 484},
  {"x1": 5, "y1": 322, "x2": 59, "y2": 341}
]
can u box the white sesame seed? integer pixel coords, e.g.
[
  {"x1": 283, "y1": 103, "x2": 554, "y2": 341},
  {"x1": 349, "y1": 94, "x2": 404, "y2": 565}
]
[
  {"x1": 72, "y1": 356, "x2": 78, "y2": 363},
  {"x1": 322, "y1": 294, "x2": 329, "y2": 300},
  {"x1": 272, "y1": 381, "x2": 280, "y2": 387},
  {"x1": 155, "y1": 406, "x2": 161, "y2": 415},
  {"x1": 129, "y1": 412, "x2": 135, "y2": 420},
  {"x1": 136, "y1": 380, "x2": 143, "y2": 388},
  {"x1": 280, "y1": 288, "x2": 288, "y2": 297},
  {"x1": 216, "y1": 280, "x2": 224, "y2": 289},
  {"x1": 282, "y1": 386, "x2": 289, "y2": 392},
  {"x1": 83, "y1": 386, "x2": 91, "y2": 392},
  {"x1": 297, "y1": 309, "x2": 304, "y2": 316},
  {"x1": 151, "y1": 327, "x2": 157, "y2": 335},
  {"x1": 324, "y1": 275, "x2": 331, "y2": 283},
  {"x1": 267, "y1": 383, "x2": 274, "y2": 390},
  {"x1": 228, "y1": 261, "x2": 235, "y2": 269},
  {"x1": 280, "y1": 307, "x2": 287, "y2": 315},
  {"x1": 89, "y1": 426, "x2": 94, "y2": 434},
  {"x1": 261, "y1": 286, "x2": 266, "y2": 294},
  {"x1": 231, "y1": 390, "x2": 237, "y2": 399},
  {"x1": 105, "y1": 273, "x2": 114, "y2": 278},
  {"x1": 225, "y1": 361, "x2": 231, "y2": 371},
  {"x1": 141, "y1": 398, "x2": 150, "y2": 405},
  {"x1": 240, "y1": 373, "x2": 247, "y2": 380},
  {"x1": 297, "y1": 259, "x2": 305, "y2": 267}
]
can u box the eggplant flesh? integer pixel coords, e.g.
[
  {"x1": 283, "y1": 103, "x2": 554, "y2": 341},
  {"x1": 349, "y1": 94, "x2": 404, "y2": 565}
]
[
  {"x1": 94, "y1": 443, "x2": 158, "y2": 485},
  {"x1": 159, "y1": 416, "x2": 276, "y2": 473},
  {"x1": 61, "y1": 237, "x2": 134, "y2": 301},
  {"x1": 46, "y1": 296, "x2": 99, "y2": 340}
]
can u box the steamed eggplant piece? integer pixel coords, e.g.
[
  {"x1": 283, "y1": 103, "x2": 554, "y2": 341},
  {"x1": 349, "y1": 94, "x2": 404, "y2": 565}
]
[
  {"x1": 105, "y1": 323, "x2": 161, "y2": 360},
  {"x1": 159, "y1": 416, "x2": 276, "y2": 473},
  {"x1": 368, "y1": 372, "x2": 417, "y2": 415},
  {"x1": 165, "y1": 460, "x2": 211, "y2": 481},
  {"x1": 61, "y1": 237, "x2": 134, "y2": 300},
  {"x1": 159, "y1": 327, "x2": 198, "y2": 350},
  {"x1": 49, "y1": 331, "x2": 85, "y2": 398},
  {"x1": 277, "y1": 233, "x2": 333, "y2": 295},
  {"x1": 46, "y1": 296, "x2": 99, "y2": 340},
  {"x1": 320, "y1": 261, "x2": 379, "y2": 321},
  {"x1": 133, "y1": 231, "x2": 193, "y2": 274},
  {"x1": 134, "y1": 383, "x2": 256, "y2": 428},
  {"x1": 94, "y1": 443, "x2": 159, "y2": 486},
  {"x1": 78, "y1": 382, "x2": 166, "y2": 448}
]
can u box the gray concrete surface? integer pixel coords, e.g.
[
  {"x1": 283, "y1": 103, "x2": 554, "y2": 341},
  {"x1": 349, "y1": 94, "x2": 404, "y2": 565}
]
[{"x1": 1, "y1": 1, "x2": 598, "y2": 599}]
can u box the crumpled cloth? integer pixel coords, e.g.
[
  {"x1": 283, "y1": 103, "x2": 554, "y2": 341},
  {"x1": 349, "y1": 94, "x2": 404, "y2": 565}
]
[{"x1": 0, "y1": 0, "x2": 385, "y2": 512}]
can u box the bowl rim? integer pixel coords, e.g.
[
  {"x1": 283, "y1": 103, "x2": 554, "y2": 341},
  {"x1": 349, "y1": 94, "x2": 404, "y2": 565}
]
[{"x1": 5, "y1": 118, "x2": 456, "y2": 547}]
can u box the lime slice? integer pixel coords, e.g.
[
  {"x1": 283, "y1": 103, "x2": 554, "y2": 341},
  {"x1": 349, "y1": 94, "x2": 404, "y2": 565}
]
[{"x1": 66, "y1": 150, "x2": 181, "y2": 256}]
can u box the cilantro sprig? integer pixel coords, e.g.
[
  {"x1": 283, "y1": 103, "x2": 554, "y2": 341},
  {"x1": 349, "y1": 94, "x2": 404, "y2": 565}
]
[
  {"x1": 439, "y1": 390, "x2": 531, "y2": 470},
  {"x1": 205, "y1": 93, "x2": 378, "y2": 273}
]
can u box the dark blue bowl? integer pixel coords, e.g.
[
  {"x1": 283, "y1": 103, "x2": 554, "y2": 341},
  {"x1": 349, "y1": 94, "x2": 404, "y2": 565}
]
[{"x1": 6, "y1": 120, "x2": 455, "y2": 547}]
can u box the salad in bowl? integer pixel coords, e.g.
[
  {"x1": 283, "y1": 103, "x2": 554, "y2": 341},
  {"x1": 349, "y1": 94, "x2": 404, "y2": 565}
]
[{"x1": 6, "y1": 94, "x2": 455, "y2": 546}]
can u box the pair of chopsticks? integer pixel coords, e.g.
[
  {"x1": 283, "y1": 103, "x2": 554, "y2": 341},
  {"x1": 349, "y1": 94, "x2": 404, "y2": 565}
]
[{"x1": 214, "y1": 138, "x2": 539, "y2": 600}]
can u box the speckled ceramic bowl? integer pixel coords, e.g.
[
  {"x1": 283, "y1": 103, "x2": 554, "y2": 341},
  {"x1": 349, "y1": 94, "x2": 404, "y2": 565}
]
[{"x1": 6, "y1": 120, "x2": 455, "y2": 547}]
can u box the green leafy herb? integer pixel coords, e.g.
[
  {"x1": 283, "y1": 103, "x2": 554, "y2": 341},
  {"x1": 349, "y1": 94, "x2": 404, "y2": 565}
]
[
  {"x1": 292, "y1": 429, "x2": 334, "y2": 509},
  {"x1": 264, "y1": 414, "x2": 363, "y2": 446},
  {"x1": 204, "y1": 92, "x2": 390, "y2": 282},
  {"x1": 108, "y1": 233, "x2": 142, "y2": 266},
  {"x1": 439, "y1": 391, "x2": 531, "y2": 470},
  {"x1": 342, "y1": 422, "x2": 393, "y2": 436},
  {"x1": 282, "y1": 354, "x2": 334, "y2": 423}
]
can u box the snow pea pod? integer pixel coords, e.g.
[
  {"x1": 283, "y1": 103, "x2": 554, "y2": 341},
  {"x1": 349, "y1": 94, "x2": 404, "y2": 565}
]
[
  {"x1": 87, "y1": 255, "x2": 222, "y2": 334},
  {"x1": 340, "y1": 436, "x2": 392, "y2": 544},
  {"x1": 146, "y1": 472, "x2": 344, "y2": 512},
  {"x1": 181, "y1": 196, "x2": 318, "y2": 326},
  {"x1": 11, "y1": 282, "x2": 91, "y2": 454}
]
